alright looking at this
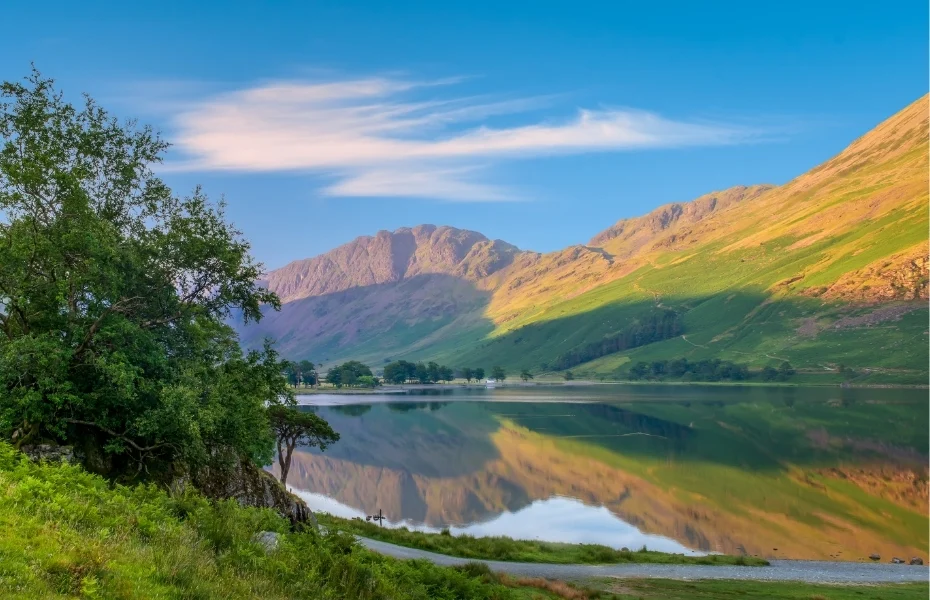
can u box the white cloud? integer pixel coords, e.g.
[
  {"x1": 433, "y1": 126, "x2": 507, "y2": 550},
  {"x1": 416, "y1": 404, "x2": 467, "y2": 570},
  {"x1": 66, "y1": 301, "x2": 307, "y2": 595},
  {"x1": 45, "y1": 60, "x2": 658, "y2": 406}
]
[{"x1": 164, "y1": 76, "x2": 767, "y2": 201}]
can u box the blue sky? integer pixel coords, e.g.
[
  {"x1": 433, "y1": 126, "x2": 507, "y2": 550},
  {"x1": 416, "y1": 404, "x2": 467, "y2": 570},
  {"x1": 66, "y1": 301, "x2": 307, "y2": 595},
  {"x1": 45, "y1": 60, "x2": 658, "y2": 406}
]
[{"x1": 2, "y1": 1, "x2": 927, "y2": 269}]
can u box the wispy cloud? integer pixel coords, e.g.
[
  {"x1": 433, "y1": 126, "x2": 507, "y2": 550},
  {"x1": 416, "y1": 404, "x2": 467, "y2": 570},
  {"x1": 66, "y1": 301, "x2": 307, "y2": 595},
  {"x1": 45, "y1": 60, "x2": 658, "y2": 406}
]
[{"x1": 164, "y1": 76, "x2": 768, "y2": 201}]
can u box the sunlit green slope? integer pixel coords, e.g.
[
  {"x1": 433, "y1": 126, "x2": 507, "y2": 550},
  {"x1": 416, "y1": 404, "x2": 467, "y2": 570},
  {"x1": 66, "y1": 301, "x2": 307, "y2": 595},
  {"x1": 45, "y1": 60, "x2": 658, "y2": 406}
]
[{"x1": 432, "y1": 95, "x2": 928, "y2": 381}]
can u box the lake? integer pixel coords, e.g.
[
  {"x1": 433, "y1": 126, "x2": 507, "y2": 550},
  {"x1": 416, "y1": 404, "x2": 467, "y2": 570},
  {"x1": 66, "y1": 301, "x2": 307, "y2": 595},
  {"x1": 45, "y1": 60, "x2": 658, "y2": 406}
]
[{"x1": 278, "y1": 385, "x2": 928, "y2": 561}]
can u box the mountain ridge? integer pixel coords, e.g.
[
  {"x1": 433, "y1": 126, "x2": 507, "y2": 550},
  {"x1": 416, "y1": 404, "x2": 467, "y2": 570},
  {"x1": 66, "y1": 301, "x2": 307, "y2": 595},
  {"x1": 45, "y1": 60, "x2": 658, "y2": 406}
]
[{"x1": 239, "y1": 95, "x2": 929, "y2": 382}]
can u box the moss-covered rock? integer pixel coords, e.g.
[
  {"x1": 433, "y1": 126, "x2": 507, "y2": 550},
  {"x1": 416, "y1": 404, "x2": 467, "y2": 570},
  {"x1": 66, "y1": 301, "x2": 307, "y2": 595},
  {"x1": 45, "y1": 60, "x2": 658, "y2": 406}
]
[{"x1": 192, "y1": 456, "x2": 316, "y2": 528}]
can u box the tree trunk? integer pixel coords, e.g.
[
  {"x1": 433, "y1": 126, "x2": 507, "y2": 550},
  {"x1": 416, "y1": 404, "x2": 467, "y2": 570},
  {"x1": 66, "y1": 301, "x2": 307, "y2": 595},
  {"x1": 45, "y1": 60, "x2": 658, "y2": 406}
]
[{"x1": 279, "y1": 440, "x2": 296, "y2": 487}]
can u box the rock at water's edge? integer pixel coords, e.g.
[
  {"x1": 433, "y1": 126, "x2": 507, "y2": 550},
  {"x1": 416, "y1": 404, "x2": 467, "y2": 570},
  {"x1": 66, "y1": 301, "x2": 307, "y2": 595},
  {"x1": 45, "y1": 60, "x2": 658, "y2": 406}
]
[
  {"x1": 192, "y1": 456, "x2": 317, "y2": 529},
  {"x1": 910, "y1": 557, "x2": 924, "y2": 566},
  {"x1": 891, "y1": 557, "x2": 905, "y2": 564},
  {"x1": 868, "y1": 553, "x2": 881, "y2": 561}
]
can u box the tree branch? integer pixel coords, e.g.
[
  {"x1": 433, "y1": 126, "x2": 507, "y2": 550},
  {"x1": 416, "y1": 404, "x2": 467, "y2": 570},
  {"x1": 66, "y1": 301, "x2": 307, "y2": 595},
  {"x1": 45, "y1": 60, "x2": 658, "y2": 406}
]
[
  {"x1": 64, "y1": 418, "x2": 168, "y2": 453},
  {"x1": 73, "y1": 296, "x2": 142, "y2": 357}
]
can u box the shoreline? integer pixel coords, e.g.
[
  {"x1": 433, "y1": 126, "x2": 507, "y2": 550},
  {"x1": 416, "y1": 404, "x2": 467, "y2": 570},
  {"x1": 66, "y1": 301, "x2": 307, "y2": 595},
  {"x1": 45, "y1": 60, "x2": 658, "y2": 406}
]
[{"x1": 292, "y1": 379, "x2": 928, "y2": 395}]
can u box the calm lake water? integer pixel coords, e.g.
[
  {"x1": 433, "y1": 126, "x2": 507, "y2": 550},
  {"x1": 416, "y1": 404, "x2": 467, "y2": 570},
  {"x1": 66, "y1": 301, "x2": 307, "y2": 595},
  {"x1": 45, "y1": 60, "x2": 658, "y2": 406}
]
[{"x1": 280, "y1": 385, "x2": 929, "y2": 561}]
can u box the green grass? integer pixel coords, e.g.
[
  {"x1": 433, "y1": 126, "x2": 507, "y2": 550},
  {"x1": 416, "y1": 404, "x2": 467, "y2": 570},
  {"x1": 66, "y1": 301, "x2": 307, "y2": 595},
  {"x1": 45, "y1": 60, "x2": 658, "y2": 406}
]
[
  {"x1": 316, "y1": 513, "x2": 769, "y2": 566},
  {"x1": 0, "y1": 441, "x2": 606, "y2": 600},
  {"x1": 599, "y1": 578, "x2": 929, "y2": 600}
]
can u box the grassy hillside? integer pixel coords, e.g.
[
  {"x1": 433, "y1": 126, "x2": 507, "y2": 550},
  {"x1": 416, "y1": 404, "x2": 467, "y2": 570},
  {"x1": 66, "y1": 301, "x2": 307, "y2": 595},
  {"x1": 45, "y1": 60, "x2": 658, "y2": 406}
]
[
  {"x1": 241, "y1": 96, "x2": 928, "y2": 381},
  {"x1": 0, "y1": 442, "x2": 609, "y2": 600},
  {"x1": 434, "y1": 95, "x2": 929, "y2": 380}
]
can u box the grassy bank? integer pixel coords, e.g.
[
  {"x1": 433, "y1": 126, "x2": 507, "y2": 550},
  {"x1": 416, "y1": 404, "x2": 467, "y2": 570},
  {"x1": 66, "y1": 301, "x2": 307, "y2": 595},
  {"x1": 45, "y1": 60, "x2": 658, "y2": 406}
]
[
  {"x1": 316, "y1": 514, "x2": 769, "y2": 566},
  {"x1": 599, "y1": 578, "x2": 928, "y2": 600},
  {"x1": 0, "y1": 442, "x2": 616, "y2": 600}
]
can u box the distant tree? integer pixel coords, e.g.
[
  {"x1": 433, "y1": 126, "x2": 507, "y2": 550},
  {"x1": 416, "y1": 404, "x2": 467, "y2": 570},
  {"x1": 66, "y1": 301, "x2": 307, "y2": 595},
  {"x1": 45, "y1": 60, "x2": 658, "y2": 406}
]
[
  {"x1": 325, "y1": 368, "x2": 342, "y2": 388},
  {"x1": 461, "y1": 367, "x2": 474, "y2": 383},
  {"x1": 778, "y1": 361, "x2": 796, "y2": 381},
  {"x1": 551, "y1": 309, "x2": 682, "y2": 371},
  {"x1": 384, "y1": 360, "x2": 416, "y2": 384},
  {"x1": 439, "y1": 366, "x2": 455, "y2": 383},
  {"x1": 268, "y1": 405, "x2": 339, "y2": 487},
  {"x1": 474, "y1": 367, "x2": 485, "y2": 381},
  {"x1": 520, "y1": 369, "x2": 534, "y2": 382},
  {"x1": 629, "y1": 362, "x2": 650, "y2": 380},
  {"x1": 325, "y1": 360, "x2": 373, "y2": 388},
  {"x1": 302, "y1": 360, "x2": 319, "y2": 386},
  {"x1": 563, "y1": 370, "x2": 574, "y2": 381},
  {"x1": 427, "y1": 361, "x2": 441, "y2": 383},
  {"x1": 491, "y1": 366, "x2": 507, "y2": 382},
  {"x1": 282, "y1": 361, "x2": 299, "y2": 386},
  {"x1": 414, "y1": 362, "x2": 430, "y2": 384},
  {"x1": 357, "y1": 375, "x2": 379, "y2": 388},
  {"x1": 762, "y1": 366, "x2": 779, "y2": 381}
]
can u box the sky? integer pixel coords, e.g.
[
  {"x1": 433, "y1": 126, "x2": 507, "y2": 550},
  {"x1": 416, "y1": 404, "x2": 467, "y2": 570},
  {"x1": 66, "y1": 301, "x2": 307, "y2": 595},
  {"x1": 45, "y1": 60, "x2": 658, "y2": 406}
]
[{"x1": 2, "y1": 0, "x2": 927, "y2": 269}]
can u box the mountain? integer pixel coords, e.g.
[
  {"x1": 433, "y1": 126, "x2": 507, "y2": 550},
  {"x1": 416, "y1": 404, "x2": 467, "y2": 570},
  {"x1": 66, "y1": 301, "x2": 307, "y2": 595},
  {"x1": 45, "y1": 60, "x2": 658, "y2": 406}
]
[{"x1": 239, "y1": 96, "x2": 929, "y2": 383}]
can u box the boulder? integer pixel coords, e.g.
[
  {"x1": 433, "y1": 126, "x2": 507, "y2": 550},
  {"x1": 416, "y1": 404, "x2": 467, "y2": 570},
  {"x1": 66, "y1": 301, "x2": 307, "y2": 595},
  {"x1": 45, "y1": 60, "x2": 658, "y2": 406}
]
[
  {"x1": 20, "y1": 444, "x2": 74, "y2": 464},
  {"x1": 192, "y1": 456, "x2": 317, "y2": 529},
  {"x1": 254, "y1": 531, "x2": 281, "y2": 553},
  {"x1": 891, "y1": 557, "x2": 905, "y2": 564},
  {"x1": 910, "y1": 557, "x2": 924, "y2": 566},
  {"x1": 869, "y1": 553, "x2": 881, "y2": 561}
]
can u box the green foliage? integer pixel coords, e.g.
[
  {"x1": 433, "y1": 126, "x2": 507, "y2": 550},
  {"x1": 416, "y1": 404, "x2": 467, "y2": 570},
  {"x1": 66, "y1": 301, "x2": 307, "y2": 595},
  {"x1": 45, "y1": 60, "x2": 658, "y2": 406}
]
[
  {"x1": 474, "y1": 367, "x2": 485, "y2": 381},
  {"x1": 325, "y1": 360, "x2": 373, "y2": 387},
  {"x1": 627, "y1": 357, "x2": 754, "y2": 382},
  {"x1": 519, "y1": 369, "x2": 533, "y2": 382},
  {"x1": 491, "y1": 366, "x2": 506, "y2": 381},
  {"x1": 563, "y1": 371, "x2": 574, "y2": 381},
  {"x1": 552, "y1": 310, "x2": 682, "y2": 371},
  {"x1": 0, "y1": 70, "x2": 289, "y2": 479},
  {"x1": 316, "y1": 513, "x2": 769, "y2": 566},
  {"x1": 284, "y1": 360, "x2": 318, "y2": 387},
  {"x1": 0, "y1": 442, "x2": 552, "y2": 600},
  {"x1": 383, "y1": 360, "x2": 455, "y2": 384}
]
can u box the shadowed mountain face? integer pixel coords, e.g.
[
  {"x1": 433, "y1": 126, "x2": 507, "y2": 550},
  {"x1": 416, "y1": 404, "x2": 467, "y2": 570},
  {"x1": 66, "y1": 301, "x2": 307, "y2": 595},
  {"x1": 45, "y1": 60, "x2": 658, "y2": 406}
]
[{"x1": 239, "y1": 97, "x2": 928, "y2": 377}]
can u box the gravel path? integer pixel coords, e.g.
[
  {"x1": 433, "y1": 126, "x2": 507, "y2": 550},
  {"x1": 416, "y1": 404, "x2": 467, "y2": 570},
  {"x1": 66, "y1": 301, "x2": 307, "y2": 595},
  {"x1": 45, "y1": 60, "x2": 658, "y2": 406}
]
[{"x1": 359, "y1": 537, "x2": 929, "y2": 584}]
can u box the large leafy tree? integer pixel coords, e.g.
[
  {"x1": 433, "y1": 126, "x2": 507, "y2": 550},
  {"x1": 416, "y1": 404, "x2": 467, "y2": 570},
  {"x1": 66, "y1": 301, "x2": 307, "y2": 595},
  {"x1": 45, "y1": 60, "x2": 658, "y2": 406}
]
[{"x1": 0, "y1": 70, "x2": 291, "y2": 478}]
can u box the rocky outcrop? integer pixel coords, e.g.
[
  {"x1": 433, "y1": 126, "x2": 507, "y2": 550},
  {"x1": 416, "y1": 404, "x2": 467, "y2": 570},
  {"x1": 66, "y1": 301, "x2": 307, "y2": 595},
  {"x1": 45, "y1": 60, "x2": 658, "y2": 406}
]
[
  {"x1": 804, "y1": 245, "x2": 929, "y2": 303},
  {"x1": 20, "y1": 444, "x2": 75, "y2": 463},
  {"x1": 263, "y1": 225, "x2": 520, "y2": 303},
  {"x1": 192, "y1": 457, "x2": 316, "y2": 528}
]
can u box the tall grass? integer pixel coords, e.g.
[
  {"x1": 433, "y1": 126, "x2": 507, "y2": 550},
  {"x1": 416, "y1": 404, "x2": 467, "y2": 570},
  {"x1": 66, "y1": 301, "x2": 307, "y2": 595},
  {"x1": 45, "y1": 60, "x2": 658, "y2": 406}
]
[{"x1": 0, "y1": 442, "x2": 580, "y2": 599}]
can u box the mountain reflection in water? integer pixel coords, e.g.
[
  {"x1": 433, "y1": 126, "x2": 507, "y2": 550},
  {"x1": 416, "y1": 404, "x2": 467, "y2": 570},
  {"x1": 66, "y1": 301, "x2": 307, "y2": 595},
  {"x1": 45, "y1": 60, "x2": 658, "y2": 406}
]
[
  {"x1": 295, "y1": 491, "x2": 695, "y2": 554},
  {"x1": 276, "y1": 386, "x2": 928, "y2": 561}
]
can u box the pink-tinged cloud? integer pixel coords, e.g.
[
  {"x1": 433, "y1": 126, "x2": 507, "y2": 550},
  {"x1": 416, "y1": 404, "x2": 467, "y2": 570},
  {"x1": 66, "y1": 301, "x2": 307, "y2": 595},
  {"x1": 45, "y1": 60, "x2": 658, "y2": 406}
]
[{"x1": 165, "y1": 76, "x2": 766, "y2": 201}]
